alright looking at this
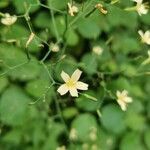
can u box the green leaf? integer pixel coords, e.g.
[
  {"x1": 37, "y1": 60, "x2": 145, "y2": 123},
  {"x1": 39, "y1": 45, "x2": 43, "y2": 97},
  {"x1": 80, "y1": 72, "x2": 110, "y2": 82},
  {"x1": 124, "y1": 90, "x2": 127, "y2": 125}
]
[
  {"x1": 76, "y1": 91, "x2": 99, "y2": 112},
  {"x1": 65, "y1": 29, "x2": 79, "y2": 46},
  {"x1": 62, "y1": 107, "x2": 78, "y2": 119},
  {"x1": 71, "y1": 114, "x2": 97, "y2": 141},
  {"x1": 0, "y1": 44, "x2": 41, "y2": 80},
  {"x1": 0, "y1": 86, "x2": 30, "y2": 125},
  {"x1": 125, "y1": 112, "x2": 146, "y2": 131},
  {"x1": 101, "y1": 104, "x2": 126, "y2": 134},
  {"x1": 144, "y1": 129, "x2": 150, "y2": 149},
  {"x1": 81, "y1": 53, "x2": 98, "y2": 75},
  {"x1": 2, "y1": 24, "x2": 29, "y2": 41},
  {"x1": 49, "y1": 16, "x2": 66, "y2": 37},
  {"x1": 120, "y1": 132, "x2": 146, "y2": 150},
  {"x1": 25, "y1": 79, "x2": 51, "y2": 98},
  {"x1": 34, "y1": 12, "x2": 51, "y2": 28},
  {"x1": 12, "y1": 0, "x2": 39, "y2": 14},
  {"x1": 0, "y1": 77, "x2": 8, "y2": 93},
  {"x1": 77, "y1": 18, "x2": 101, "y2": 39},
  {"x1": 47, "y1": 0, "x2": 69, "y2": 10}
]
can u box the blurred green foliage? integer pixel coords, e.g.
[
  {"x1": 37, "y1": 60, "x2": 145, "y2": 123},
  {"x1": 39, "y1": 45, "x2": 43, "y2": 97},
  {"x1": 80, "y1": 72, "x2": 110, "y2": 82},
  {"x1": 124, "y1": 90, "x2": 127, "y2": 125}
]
[{"x1": 0, "y1": 0, "x2": 150, "y2": 150}]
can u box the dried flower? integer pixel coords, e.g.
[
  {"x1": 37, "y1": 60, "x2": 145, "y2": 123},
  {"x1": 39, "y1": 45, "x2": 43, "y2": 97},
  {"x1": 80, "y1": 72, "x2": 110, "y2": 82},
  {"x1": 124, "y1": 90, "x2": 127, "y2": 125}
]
[
  {"x1": 26, "y1": 32, "x2": 35, "y2": 48},
  {"x1": 50, "y1": 42, "x2": 60, "y2": 52},
  {"x1": 95, "y1": 3, "x2": 108, "y2": 14},
  {"x1": 67, "y1": 2, "x2": 78, "y2": 16},
  {"x1": 1, "y1": 13, "x2": 17, "y2": 26}
]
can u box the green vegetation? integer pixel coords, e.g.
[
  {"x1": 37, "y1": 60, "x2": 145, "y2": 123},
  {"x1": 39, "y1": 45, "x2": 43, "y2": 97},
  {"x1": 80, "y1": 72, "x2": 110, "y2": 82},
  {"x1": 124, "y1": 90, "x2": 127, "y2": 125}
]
[{"x1": 0, "y1": 0, "x2": 150, "y2": 150}]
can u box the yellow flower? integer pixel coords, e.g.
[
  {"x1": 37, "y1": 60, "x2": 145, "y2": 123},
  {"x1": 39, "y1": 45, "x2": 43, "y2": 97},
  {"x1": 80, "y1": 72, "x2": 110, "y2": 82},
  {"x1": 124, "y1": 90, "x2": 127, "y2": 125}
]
[
  {"x1": 1, "y1": 13, "x2": 17, "y2": 26},
  {"x1": 67, "y1": 2, "x2": 78, "y2": 16},
  {"x1": 133, "y1": 0, "x2": 148, "y2": 16},
  {"x1": 57, "y1": 69, "x2": 88, "y2": 97},
  {"x1": 138, "y1": 30, "x2": 150, "y2": 45},
  {"x1": 116, "y1": 90, "x2": 132, "y2": 111}
]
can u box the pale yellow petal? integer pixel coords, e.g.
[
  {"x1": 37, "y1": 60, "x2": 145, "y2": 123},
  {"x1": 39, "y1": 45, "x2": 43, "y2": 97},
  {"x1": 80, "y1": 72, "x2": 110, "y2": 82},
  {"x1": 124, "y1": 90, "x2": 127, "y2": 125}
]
[
  {"x1": 138, "y1": 30, "x2": 144, "y2": 37},
  {"x1": 118, "y1": 100, "x2": 127, "y2": 111},
  {"x1": 116, "y1": 90, "x2": 121, "y2": 97},
  {"x1": 57, "y1": 84, "x2": 69, "y2": 95},
  {"x1": 125, "y1": 97, "x2": 132, "y2": 103},
  {"x1": 122, "y1": 90, "x2": 128, "y2": 96},
  {"x1": 69, "y1": 88, "x2": 78, "y2": 97},
  {"x1": 71, "y1": 69, "x2": 82, "y2": 82},
  {"x1": 61, "y1": 71, "x2": 70, "y2": 82},
  {"x1": 76, "y1": 81, "x2": 88, "y2": 90}
]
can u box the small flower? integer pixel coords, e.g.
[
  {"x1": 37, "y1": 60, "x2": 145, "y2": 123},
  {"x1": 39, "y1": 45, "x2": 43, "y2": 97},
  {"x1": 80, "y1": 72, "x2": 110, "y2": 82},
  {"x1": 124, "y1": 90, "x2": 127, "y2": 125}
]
[
  {"x1": 67, "y1": 2, "x2": 78, "y2": 16},
  {"x1": 57, "y1": 69, "x2": 88, "y2": 97},
  {"x1": 92, "y1": 45, "x2": 103, "y2": 55},
  {"x1": 69, "y1": 128, "x2": 78, "y2": 141},
  {"x1": 116, "y1": 90, "x2": 132, "y2": 111},
  {"x1": 133, "y1": 0, "x2": 149, "y2": 16},
  {"x1": 89, "y1": 127, "x2": 97, "y2": 141},
  {"x1": 138, "y1": 30, "x2": 150, "y2": 45},
  {"x1": 1, "y1": 13, "x2": 17, "y2": 26},
  {"x1": 50, "y1": 42, "x2": 60, "y2": 52},
  {"x1": 56, "y1": 145, "x2": 66, "y2": 150}
]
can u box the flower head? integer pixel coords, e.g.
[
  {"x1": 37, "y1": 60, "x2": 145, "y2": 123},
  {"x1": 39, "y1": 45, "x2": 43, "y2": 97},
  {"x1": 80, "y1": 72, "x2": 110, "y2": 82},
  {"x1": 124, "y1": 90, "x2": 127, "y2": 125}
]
[
  {"x1": 92, "y1": 45, "x2": 103, "y2": 55},
  {"x1": 57, "y1": 69, "x2": 88, "y2": 97},
  {"x1": 133, "y1": 0, "x2": 149, "y2": 16},
  {"x1": 50, "y1": 42, "x2": 60, "y2": 52},
  {"x1": 138, "y1": 30, "x2": 150, "y2": 45},
  {"x1": 116, "y1": 90, "x2": 132, "y2": 111},
  {"x1": 67, "y1": 2, "x2": 78, "y2": 16},
  {"x1": 1, "y1": 13, "x2": 17, "y2": 26}
]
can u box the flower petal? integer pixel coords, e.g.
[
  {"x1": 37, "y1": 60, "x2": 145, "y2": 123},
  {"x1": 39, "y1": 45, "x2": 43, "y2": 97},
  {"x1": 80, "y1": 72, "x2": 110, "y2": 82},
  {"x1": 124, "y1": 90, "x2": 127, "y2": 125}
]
[
  {"x1": 122, "y1": 90, "x2": 128, "y2": 96},
  {"x1": 116, "y1": 91, "x2": 121, "y2": 97},
  {"x1": 133, "y1": 0, "x2": 143, "y2": 4},
  {"x1": 125, "y1": 97, "x2": 132, "y2": 103},
  {"x1": 71, "y1": 69, "x2": 82, "y2": 82},
  {"x1": 61, "y1": 71, "x2": 70, "y2": 82},
  {"x1": 118, "y1": 100, "x2": 127, "y2": 111},
  {"x1": 76, "y1": 81, "x2": 88, "y2": 90},
  {"x1": 57, "y1": 84, "x2": 69, "y2": 95},
  {"x1": 138, "y1": 30, "x2": 144, "y2": 37},
  {"x1": 69, "y1": 88, "x2": 78, "y2": 97}
]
